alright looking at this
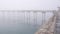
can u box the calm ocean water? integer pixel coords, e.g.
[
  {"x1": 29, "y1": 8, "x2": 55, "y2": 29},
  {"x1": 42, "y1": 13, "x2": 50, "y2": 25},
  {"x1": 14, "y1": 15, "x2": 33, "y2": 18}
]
[
  {"x1": 0, "y1": 11, "x2": 53, "y2": 34},
  {"x1": 0, "y1": 23, "x2": 38, "y2": 34}
]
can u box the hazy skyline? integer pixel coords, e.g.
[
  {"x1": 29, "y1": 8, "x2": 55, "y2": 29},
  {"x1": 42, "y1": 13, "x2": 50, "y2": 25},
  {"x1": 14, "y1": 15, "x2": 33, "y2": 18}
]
[{"x1": 0, "y1": 0, "x2": 60, "y2": 10}]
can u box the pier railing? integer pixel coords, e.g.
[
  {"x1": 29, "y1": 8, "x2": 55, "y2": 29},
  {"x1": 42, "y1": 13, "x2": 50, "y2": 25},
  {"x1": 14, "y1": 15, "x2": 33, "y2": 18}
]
[{"x1": 35, "y1": 15, "x2": 56, "y2": 34}]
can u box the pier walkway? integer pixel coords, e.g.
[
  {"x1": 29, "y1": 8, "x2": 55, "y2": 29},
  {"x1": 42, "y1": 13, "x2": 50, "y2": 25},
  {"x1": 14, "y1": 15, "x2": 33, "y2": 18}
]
[
  {"x1": 35, "y1": 7, "x2": 60, "y2": 34},
  {"x1": 55, "y1": 12, "x2": 60, "y2": 34}
]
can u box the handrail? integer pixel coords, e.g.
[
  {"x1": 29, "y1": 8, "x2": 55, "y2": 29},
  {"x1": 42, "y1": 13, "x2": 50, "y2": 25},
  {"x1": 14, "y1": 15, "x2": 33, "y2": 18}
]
[{"x1": 35, "y1": 15, "x2": 56, "y2": 34}]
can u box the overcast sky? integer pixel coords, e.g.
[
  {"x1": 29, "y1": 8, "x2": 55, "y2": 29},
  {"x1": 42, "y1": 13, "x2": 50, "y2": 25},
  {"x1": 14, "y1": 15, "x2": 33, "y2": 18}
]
[{"x1": 0, "y1": 0, "x2": 60, "y2": 10}]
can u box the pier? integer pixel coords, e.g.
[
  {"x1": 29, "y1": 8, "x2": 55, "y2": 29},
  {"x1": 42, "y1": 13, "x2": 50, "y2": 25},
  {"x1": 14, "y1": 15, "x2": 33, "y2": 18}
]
[
  {"x1": 0, "y1": 7, "x2": 60, "y2": 34},
  {"x1": 35, "y1": 7, "x2": 60, "y2": 34}
]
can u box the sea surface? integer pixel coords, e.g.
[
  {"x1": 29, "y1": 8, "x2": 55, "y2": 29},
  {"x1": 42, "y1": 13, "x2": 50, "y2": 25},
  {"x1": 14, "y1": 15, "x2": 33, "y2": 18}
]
[{"x1": 0, "y1": 11, "x2": 53, "y2": 34}]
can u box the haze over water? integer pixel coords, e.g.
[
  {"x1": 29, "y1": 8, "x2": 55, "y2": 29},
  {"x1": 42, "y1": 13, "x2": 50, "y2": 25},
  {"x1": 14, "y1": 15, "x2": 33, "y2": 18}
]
[
  {"x1": 0, "y1": 0, "x2": 60, "y2": 10},
  {"x1": 0, "y1": 0, "x2": 59, "y2": 34},
  {"x1": 0, "y1": 11, "x2": 53, "y2": 34}
]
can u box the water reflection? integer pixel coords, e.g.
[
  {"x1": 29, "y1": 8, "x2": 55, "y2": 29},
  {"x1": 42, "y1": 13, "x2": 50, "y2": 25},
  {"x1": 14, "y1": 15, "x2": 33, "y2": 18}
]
[{"x1": 0, "y1": 11, "x2": 53, "y2": 34}]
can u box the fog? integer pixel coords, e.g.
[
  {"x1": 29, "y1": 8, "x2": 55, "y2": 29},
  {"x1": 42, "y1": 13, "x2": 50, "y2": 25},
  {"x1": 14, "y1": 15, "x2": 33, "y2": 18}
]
[
  {"x1": 0, "y1": 0, "x2": 59, "y2": 34},
  {"x1": 0, "y1": 0, "x2": 60, "y2": 10},
  {"x1": 0, "y1": 11, "x2": 53, "y2": 34}
]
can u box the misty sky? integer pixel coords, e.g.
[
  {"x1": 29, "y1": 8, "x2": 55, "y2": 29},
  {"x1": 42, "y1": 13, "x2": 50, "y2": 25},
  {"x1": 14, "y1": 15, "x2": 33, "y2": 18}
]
[{"x1": 0, "y1": 0, "x2": 60, "y2": 10}]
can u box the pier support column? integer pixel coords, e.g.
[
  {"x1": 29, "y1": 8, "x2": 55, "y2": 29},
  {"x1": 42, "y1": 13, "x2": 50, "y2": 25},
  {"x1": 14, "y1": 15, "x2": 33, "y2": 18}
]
[
  {"x1": 42, "y1": 11, "x2": 46, "y2": 25},
  {"x1": 33, "y1": 11, "x2": 37, "y2": 25}
]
